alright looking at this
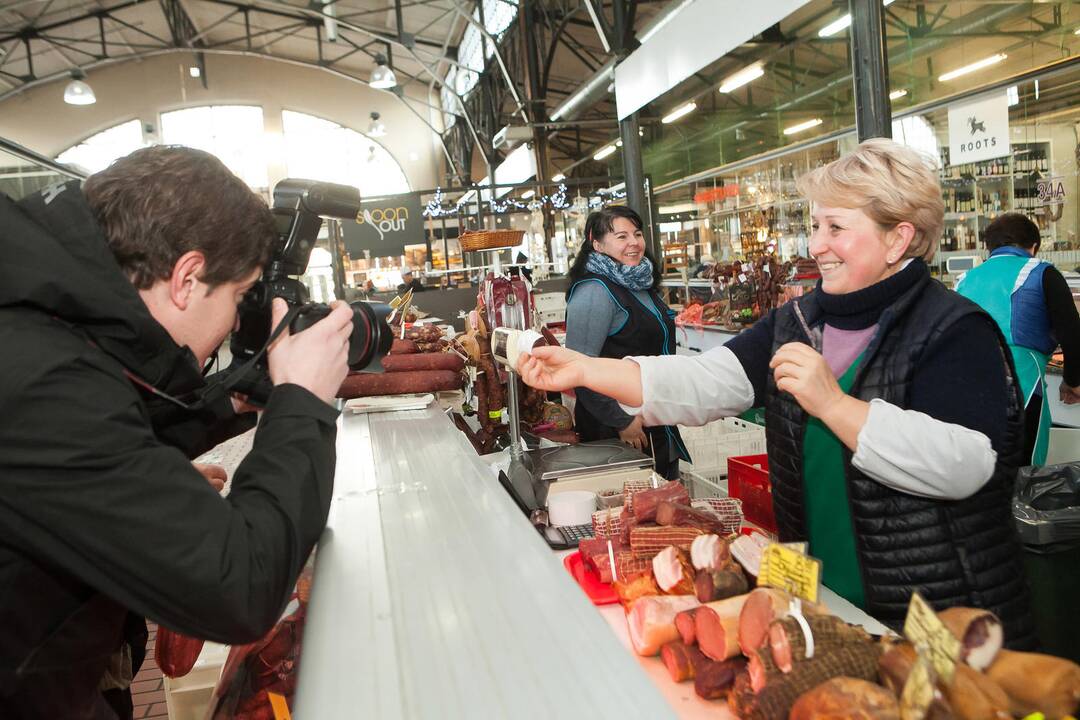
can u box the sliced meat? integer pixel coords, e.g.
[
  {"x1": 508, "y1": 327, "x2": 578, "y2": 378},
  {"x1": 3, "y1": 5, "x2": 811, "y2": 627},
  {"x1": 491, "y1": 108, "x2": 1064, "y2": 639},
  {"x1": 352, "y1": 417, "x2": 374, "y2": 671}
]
[
  {"x1": 937, "y1": 607, "x2": 1003, "y2": 672},
  {"x1": 625, "y1": 595, "x2": 701, "y2": 656},
  {"x1": 660, "y1": 641, "x2": 707, "y2": 683},
  {"x1": 695, "y1": 594, "x2": 751, "y2": 661}
]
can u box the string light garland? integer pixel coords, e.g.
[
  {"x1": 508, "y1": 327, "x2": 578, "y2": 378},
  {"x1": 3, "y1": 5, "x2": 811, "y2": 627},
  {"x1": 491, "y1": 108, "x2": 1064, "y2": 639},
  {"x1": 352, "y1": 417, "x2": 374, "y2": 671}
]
[{"x1": 422, "y1": 183, "x2": 623, "y2": 217}]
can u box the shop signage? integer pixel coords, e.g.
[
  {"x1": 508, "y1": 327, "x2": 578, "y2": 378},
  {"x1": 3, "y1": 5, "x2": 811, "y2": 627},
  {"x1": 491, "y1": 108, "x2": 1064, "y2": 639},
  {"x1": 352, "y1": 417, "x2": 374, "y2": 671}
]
[
  {"x1": 948, "y1": 91, "x2": 1011, "y2": 164},
  {"x1": 341, "y1": 192, "x2": 425, "y2": 257},
  {"x1": 1038, "y1": 176, "x2": 1067, "y2": 206},
  {"x1": 693, "y1": 185, "x2": 740, "y2": 204}
]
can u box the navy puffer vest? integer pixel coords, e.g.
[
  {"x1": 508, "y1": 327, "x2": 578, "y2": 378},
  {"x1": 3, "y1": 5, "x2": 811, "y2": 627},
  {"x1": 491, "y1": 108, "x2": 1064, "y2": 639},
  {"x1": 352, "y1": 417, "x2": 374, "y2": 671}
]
[{"x1": 764, "y1": 272, "x2": 1036, "y2": 648}]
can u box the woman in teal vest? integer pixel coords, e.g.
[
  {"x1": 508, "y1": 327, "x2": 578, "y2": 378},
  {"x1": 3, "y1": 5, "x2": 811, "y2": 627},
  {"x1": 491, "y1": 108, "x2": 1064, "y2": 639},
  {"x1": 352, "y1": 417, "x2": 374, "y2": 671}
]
[{"x1": 957, "y1": 213, "x2": 1080, "y2": 466}]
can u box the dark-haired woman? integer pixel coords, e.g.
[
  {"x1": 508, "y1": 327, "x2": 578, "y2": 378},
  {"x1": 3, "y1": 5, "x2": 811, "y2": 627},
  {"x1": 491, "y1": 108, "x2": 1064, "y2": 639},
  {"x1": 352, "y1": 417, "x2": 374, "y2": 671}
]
[{"x1": 564, "y1": 205, "x2": 690, "y2": 479}]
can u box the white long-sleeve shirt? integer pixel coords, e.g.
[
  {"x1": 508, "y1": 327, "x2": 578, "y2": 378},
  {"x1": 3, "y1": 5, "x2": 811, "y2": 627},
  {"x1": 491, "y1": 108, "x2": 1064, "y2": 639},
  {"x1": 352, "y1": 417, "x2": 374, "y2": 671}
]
[{"x1": 619, "y1": 346, "x2": 997, "y2": 501}]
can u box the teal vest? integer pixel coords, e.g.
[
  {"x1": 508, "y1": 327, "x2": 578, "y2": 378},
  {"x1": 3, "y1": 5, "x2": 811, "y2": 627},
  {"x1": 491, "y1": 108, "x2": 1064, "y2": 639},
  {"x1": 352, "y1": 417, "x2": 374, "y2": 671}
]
[{"x1": 957, "y1": 255, "x2": 1051, "y2": 465}]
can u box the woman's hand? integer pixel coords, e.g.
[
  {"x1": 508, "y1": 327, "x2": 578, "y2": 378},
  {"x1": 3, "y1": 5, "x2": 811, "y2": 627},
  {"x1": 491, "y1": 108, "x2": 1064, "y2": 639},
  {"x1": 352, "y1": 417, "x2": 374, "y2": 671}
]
[
  {"x1": 618, "y1": 415, "x2": 649, "y2": 451},
  {"x1": 516, "y1": 346, "x2": 590, "y2": 392},
  {"x1": 769, "y1": 342, "x2": 845, "y2": 420},
  {"x1": 1061, "y1": 381, "x2": 1080, "y2": 405}
]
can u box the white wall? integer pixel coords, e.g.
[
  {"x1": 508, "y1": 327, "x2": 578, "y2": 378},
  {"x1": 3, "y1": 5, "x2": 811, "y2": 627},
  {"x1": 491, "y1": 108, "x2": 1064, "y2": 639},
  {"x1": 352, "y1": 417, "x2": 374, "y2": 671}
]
[{"x1": 0, "y1": 52, "x2": 443, "y2": 191}]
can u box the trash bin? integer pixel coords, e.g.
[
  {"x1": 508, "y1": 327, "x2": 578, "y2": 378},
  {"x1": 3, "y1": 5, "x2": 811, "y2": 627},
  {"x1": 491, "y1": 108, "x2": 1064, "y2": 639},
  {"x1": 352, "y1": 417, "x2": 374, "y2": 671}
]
[{"x1": 1013, "y1": 462, "x2": 1080, "y2": 663}]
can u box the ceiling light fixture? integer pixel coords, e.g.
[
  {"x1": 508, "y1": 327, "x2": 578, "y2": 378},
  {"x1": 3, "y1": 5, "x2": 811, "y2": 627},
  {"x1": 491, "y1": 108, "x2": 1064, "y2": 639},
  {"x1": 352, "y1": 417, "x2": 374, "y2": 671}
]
[
  {"x1": 819, "y1": 0, "x2": 895, "y2": 37},
  {"x1": 593, "y1": 144, "x2": 617, "y2": 160},
  {"x1": 369, "y1": 54, "x2": 397, "y2": 89},
  {"x1": 783, "y1": 118, "x2": 823, "y2": 136},
  {"x1": 551, "y1": 172, "x2": 565, "y2": 182},
  {"x1": 63, "y1": 69, "x2": 96, "y2": 106},
  {"x1": 189, "y1": 66, "x2": 201, "y2": 78},
  {"x1": 662, "y1": 102, "x2": 697, "y2": 124},
  {"x1": 521, "y1": 189, "x2": 535, "y2": 199},
  {"x1": 889, "y1": 88, "x2": 908, "y2": 100},
  {"x1": 367, "y1": 111, "x2": 386, "y2": 137},
  {"x1": 938, "y1": 53, "x2": 1007, "y2": 82},
  {"x1": 718, "y1": 62, "x2": 764, "y2": 93}
]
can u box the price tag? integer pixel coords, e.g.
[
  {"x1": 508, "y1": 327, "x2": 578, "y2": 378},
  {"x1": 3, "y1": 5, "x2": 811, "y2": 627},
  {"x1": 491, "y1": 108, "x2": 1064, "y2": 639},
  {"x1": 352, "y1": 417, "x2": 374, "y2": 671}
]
[
  {"x1": 738, "y1": 273, "x2": 748, "y2": 283},
  {"x1": 488, "y1": 409, "x2": 503, "y2": 420},
  {"x1": 899, "y1": 651, "x2": 935, "y2": 720},
  {"x1": 903, "y1": 593, "x2": 961, "y2": 685},
  {"x1": 757, "y1": 543, "x2": 821, "y2": 604},
  {"x1": 267, "y1": 692, "x2": 292, "y2": 720}
]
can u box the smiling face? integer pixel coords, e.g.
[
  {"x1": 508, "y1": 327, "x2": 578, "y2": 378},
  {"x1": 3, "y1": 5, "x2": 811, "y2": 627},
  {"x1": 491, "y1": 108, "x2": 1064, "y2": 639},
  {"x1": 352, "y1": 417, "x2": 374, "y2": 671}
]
[
  {"x1": 809, "y1": 205, "x2": 914, "y2": 295},
  {"x1": 593, "y1": 216, "x2": 646, "y2": 266}
]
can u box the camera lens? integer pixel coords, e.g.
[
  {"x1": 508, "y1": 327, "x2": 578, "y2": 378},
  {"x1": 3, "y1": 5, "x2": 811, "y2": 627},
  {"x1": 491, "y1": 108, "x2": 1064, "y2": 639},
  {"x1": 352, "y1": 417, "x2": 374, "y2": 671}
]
[{"x1": 348, "y1": 301, "x2": 393, "y2": 371}]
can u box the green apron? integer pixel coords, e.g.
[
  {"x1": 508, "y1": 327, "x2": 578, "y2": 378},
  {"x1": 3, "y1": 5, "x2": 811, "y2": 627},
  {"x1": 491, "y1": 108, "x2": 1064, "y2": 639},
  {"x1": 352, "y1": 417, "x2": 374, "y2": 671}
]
[
  {"x1": 803, "y1": 355, "x2": 865, "y2": 609},
  {"x1": 957, "y1": 256, "x2": 1051, "y2": 466}
]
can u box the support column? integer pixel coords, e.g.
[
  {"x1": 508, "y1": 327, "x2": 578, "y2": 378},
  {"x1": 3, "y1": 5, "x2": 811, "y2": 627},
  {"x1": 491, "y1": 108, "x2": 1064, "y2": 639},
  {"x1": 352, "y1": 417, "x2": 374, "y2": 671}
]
[
  {"x1": 849, "y1": 0, "x2": 892, "y2": 140},
  {"x1": 612, "y1": 0, "x2": 656, "y2": 256}
]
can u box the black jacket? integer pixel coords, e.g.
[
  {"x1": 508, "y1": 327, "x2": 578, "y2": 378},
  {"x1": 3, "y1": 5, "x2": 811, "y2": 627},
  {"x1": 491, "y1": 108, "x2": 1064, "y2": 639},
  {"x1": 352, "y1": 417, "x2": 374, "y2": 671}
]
[
  {"x1": 0, "y1": 182, "x2": 339, "y2": 717},
  {"x1": 764, "y1": 270, "x2": 1036, "y2": 647}
]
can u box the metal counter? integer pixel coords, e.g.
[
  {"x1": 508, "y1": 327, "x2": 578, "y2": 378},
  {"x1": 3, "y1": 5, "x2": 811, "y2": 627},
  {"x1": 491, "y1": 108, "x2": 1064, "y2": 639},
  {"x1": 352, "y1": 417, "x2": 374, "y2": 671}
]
[{"x1": 293, "y1": 406, "x2": 674, "y2": 719}]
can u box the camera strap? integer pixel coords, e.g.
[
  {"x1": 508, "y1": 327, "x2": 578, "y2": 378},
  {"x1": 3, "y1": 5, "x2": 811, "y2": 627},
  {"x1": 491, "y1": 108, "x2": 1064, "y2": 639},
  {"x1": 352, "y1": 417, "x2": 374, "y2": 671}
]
[{"x1": 124, "y1": 305, "x2": 305, "y2": 412}]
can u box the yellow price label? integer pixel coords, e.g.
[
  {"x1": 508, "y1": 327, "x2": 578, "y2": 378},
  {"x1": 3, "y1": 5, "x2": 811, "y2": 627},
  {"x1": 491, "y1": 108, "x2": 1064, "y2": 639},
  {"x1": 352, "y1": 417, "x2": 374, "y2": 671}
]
[
  {"x1": 267, "y1": 692, "x2": 292, "y2": 720},
  {"x1": 757, "y1": 543, "x2": 821, "y2": 604},
  {"x1": 903, "y1": 592, "x2": 961, "y2": 685},
  {"x1": 899, "y1": 652, "x2": 935, "y2": 720},
  {"x1": 488, "y1": 410, "x2": 503, "y2": 419}
]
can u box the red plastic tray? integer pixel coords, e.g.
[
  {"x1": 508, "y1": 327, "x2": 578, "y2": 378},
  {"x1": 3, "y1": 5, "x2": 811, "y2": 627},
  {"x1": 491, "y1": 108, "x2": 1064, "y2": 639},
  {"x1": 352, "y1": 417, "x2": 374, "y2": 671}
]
[{"x1": 563, "y1": 551, "x2": 619, "y2": 605}]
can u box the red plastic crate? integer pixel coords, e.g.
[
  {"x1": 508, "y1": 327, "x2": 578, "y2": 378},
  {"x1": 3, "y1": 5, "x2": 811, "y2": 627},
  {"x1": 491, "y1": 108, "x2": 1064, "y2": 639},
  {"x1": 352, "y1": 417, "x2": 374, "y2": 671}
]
[{"x1": 727, "y1": 453, "x2": 777, "y2": 534}]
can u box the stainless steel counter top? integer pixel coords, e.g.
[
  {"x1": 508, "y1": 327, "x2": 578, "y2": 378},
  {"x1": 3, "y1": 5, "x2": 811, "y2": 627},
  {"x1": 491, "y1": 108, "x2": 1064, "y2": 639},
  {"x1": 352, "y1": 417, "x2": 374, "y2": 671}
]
[{"x1": 294, "y1": 406, "x2": 674, "y2": 718}]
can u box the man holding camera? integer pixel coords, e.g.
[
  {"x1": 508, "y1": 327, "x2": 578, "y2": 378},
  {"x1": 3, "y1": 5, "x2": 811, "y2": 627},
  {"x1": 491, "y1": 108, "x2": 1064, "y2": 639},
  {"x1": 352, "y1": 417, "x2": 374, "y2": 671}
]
[{"x1": 0, "y1": 146, "x2": 351, "y2": 718}]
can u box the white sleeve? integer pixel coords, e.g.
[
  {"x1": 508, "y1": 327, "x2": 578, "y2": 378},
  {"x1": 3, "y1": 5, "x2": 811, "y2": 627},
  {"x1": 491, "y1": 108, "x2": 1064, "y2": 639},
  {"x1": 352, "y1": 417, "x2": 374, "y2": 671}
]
[
  {"x1": 852, "y1": 399, "x2": 997, "y2": 500},
  {"x1": 618, "y1": 346, "x2": 755, "y2": 427}
]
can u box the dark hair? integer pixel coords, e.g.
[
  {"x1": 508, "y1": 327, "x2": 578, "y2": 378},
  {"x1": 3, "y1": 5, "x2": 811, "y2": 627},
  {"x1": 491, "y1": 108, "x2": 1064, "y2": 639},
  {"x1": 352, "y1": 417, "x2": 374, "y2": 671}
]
[
  {"x1": 982, "y1": 212, "x2": 1041, "y2": 252},
  {"x1": 83, "y1": 145, "x2": 275, "y2": 290},
  {"x1": 566, "y1": 205, "x2": 661, "y2": 297}
]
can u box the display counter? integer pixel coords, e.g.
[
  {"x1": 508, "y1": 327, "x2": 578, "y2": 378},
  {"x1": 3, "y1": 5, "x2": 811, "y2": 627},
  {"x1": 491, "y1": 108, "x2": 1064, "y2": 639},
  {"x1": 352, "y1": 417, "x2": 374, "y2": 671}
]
[{"x1": 293, "y1": 405, "x2": 674, "y2": 718}]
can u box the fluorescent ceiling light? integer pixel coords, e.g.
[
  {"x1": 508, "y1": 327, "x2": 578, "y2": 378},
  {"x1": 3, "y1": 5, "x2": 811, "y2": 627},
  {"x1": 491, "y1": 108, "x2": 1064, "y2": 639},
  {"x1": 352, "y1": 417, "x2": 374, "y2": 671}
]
[
  {"x1": 938, "y1": 54, "x2": 1007, "y2": 82},
  {"x1": 783, "y1": 118, "x2": 823, "y2": 136},
  {"x1": 719, "y1": 62, "x2": 764, "y2": 94},
  {"x1": 189, "y1": 66, "x2": 201, "y2": 78},
  {"x1": 521, "y1": 189, "x2": 535, "y2": 199},
  {"x1": 889, "y1": 89, "x2": 907, "y2": 100},
  {"x1": 662, "y1": 102, "x2": 697, "y2": 124},
  {"x1": 594, "y1": 144, "x2": 617, "y2": 160},
  {"x1": 551, "y1": 173, "x2": 565, "y2": 182},
  {"x1": 819, "y1": 0, "x2": 894, "y2": 37}
]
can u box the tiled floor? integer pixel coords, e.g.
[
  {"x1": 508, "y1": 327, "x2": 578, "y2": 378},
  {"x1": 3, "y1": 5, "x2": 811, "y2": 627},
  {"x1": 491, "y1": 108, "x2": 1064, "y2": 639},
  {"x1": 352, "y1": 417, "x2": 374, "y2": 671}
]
[{"x1": 133, "y1": 623, "x2": 168, "y2": 720}]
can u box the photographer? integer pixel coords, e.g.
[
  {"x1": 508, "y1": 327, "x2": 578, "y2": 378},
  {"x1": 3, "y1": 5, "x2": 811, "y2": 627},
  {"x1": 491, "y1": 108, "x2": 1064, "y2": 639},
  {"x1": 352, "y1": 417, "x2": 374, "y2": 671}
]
[{"x1": 0, "y1": 146, "x2": 350, "y2": 718}]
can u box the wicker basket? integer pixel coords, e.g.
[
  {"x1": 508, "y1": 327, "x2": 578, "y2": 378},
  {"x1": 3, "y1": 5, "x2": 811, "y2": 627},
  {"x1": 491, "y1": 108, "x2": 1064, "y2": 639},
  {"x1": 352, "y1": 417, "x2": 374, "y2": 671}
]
[{"x1": 459, "y1": 229, "x2": 525, "y2": 252}]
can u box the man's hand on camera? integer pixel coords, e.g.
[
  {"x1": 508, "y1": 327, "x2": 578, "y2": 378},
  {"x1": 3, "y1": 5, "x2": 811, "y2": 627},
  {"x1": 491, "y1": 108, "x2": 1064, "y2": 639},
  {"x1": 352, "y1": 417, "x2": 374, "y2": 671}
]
[{"x1": 267, "y1": 297, "x2": 352, "y2": 404}]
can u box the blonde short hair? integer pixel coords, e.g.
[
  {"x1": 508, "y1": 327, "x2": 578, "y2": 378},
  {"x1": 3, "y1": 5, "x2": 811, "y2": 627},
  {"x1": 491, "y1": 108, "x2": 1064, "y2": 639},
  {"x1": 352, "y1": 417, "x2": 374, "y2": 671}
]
[{"x1": 796, "y1": 138, "x2": 944, "y2": 262}]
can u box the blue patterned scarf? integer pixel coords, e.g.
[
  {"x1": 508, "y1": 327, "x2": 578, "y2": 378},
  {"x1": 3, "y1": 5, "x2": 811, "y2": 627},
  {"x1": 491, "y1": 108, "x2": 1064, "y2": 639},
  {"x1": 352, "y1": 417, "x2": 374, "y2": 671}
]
[{"x1": 586, "y1": 251, "x2": 655, "y2": 291}]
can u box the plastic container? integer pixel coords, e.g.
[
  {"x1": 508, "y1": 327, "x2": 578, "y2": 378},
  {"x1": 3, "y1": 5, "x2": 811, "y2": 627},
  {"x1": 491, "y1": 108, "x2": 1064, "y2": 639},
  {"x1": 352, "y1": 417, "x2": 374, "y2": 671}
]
[
  {"x1": 562, "y1": 551, "x2": 619, "y2": 605},
  {"x1": 548, "y1": 490, "x2": 597, "y2": 526},
  {"x1": 678, "y1": 417, "x2": 766, "y2": 477},
  {"x1": 727, "y1": 453, "x2": 776, "y2": 534}
]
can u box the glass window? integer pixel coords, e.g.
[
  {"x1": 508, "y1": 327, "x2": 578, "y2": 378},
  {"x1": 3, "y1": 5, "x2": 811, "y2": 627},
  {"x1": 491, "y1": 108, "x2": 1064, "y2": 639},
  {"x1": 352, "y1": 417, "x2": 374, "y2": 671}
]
[
  {"x1": 482, "y1": 0, "x2": 518, "y2": 55},
  {"x1": 281, "y1": 110, "x2": 410, "y2": 196},
  {"x1": 55, "y1": 119, "x2": 144, "y2": 174},
  {"x1": 160, "y1": 106, "x2": 268, "y2": 189},
  {"x1": 441, "y1": 66, "x2": 459, "y2": 129}
]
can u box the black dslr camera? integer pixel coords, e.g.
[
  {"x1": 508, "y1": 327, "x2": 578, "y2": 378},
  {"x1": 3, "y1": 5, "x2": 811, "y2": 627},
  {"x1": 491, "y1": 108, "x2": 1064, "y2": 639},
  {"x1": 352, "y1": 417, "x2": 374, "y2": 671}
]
[{"x1": 223, "y1": 179, "x2": 393, "y2": 404}]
